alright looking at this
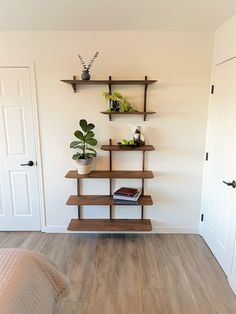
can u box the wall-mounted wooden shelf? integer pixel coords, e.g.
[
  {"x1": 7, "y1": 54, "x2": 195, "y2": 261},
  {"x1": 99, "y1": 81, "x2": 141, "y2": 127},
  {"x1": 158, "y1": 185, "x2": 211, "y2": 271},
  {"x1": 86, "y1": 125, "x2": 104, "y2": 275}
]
[
  {"x1": 65, "y1": 170, "x2": 154, "y2": 179},
  {"x1": 61, "y1": 75, "x2": 157, "y2": 121},
  {"x1": 68, "y1": 219, "x2": 152, "y2": 232},
  {"x1": 100, "y1": 111, "x2": 156, "y2": 121},
  {"x1": 61, "y1": 78, "x2": 157, "y2": 92},
  {"x1": 101, "y1": 145, "x2": 155, "y2": 151},
  {"x1": 66, "y1": 195, "x2": 153, "y2": 206}
]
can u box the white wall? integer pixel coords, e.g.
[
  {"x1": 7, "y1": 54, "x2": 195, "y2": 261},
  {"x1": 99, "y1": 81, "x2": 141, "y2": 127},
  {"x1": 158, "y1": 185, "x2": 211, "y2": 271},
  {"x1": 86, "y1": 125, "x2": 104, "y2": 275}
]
[
  {"x1": 213, "y1": 13, "x2": 236, "y2": 64},
  {"x1": 0, "y1": 31, "x2": 213, "y2": 232}
]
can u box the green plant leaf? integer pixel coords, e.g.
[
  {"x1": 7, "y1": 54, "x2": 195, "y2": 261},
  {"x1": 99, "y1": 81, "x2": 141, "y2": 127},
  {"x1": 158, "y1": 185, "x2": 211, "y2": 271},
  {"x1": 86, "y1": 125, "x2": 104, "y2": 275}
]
[
  {"x1": 85, "y1": 131, "x2": 95, "y2": 141},
  {"x1": 87, "y1": 153, "x2": 96, "y2": 158},
  {"x1": 86, "y1": 148, "x2": 97, "y2": 154},
  {"x1": 72, "y1": 153, "x2": 83, "y2": 160},
  {"x1": 79, "y1": 119, "x2": 87, "y2": 132},
  {"x1": 113, "y1": 91, "x2": 123, "y2": 99},
  {"x1": 86, "y1": 123, "x2": 95, "y2": 131},
  {"x1": 74, "y1": 130, "x2": 84, "y2": 141},
  {"x1": 86, "y1": 138, "x2": 97, "y2": 146},
  {"x1": 70, "y1": 141, "x2": 84, "y2": 148}
]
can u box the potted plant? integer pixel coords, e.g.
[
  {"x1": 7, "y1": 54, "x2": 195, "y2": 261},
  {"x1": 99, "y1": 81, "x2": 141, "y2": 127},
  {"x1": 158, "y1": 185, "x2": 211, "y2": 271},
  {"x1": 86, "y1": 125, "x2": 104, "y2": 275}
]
[
  {"x1": 103, "y1": 91, "x2": 137, "y2": 112},
  {"x1": 70, "y1": 119, "x2": 97, "y2": 174}
]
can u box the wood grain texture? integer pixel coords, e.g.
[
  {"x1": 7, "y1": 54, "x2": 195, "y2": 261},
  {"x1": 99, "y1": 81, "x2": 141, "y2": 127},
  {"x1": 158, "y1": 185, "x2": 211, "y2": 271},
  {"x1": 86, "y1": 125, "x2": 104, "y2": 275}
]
[
  {"x1": 65, "y1": 170, "x2": 154, "y2": 179},
  {"x1": 61, "y1": 79, "x2": 157, "y2": 85},
  {"x1": 66, "y1": 195, "x2": 153, "y2": 206},
  {"x1": 67, "y1": 219, "x2": 152, "y2": 231},
  {"x1": 0, "y1": 233, "x2": 236, "y2": 314},
  {"x1": 100, "y1": 111, "x2": 156, "y2": 115},
  {"x1": 101, "y1": 145, "x2": 155, "y2": 151}
]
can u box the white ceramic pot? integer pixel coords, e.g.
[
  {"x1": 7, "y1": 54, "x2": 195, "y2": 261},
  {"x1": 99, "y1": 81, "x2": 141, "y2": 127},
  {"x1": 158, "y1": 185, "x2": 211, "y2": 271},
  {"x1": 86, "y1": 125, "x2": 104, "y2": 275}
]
[{"x1": 76, "y1": 158, "x2": 92, "y2": 175}]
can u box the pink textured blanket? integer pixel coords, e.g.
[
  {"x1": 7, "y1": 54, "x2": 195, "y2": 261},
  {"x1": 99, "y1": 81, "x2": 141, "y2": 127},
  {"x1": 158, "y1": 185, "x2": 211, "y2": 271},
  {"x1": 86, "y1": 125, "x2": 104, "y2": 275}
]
[{"x1": 0, "y1": 249, "x2": 70, "y2": 314}]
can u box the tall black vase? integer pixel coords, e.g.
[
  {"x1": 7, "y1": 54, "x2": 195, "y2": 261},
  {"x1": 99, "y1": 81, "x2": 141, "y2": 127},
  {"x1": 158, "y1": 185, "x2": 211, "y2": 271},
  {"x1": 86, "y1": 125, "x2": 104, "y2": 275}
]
[{"x1": 81, "y1": 70, "x2": 91, "y2": 81}]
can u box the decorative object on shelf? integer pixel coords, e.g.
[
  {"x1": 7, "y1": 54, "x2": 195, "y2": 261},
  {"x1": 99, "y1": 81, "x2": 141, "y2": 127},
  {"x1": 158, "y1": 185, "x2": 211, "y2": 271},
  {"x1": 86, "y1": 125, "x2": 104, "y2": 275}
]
[
  {"x1": 70, "y1": 119, "x2": 97, "y2": 175},
  {"x1": 78, "y1": 51, "x2": 99, "y2": 81},
  {"x1": 117, "y1": 139, "x2": 138, "y2": 148},
  {"x1": 81, "y1": 70, "x2": 90, "y2": 81},
  {"x1": 113, "y1": 187, "x2": 141, "y2": 203},
  {"x1": 103, "y1": 91, "x2": 136, "y2": 112},
  {"x1": 133, "y1": 126, "x2": 145, "y2": 146}
]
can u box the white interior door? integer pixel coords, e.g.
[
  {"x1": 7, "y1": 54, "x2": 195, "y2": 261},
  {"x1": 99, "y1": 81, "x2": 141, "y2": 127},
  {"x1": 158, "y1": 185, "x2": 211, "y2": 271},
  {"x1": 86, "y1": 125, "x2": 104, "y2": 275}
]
[
  {"x1": 201, "y1": 58, "x2": 236, "y2": 278},
  {"x1": 0, "y1": 67, "x2": 41, "y2": 231}
]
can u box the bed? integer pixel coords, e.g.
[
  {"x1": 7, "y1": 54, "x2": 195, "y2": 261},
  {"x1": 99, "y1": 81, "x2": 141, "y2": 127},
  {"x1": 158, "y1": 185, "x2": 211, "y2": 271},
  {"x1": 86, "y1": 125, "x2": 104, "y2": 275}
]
[{"x1": 0, "y1": 248, "x2": 70, "y2": 314}]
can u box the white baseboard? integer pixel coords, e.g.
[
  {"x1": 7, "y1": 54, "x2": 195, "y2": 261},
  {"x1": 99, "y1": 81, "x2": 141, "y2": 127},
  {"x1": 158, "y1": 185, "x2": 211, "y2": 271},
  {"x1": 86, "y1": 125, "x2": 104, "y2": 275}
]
[
  {"x1": 43, "y1": 223, "x2": 199, "y2": 234},
  {"x1": 228, "y1": 276, "x2": 236, "y2": 295}
]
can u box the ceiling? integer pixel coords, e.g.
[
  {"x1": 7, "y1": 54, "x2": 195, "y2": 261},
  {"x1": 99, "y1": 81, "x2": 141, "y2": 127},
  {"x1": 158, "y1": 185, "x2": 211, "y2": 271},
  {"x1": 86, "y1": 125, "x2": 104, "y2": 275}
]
[{"x1": 0, "y1": 0, "x2": 235, "y2": 31}]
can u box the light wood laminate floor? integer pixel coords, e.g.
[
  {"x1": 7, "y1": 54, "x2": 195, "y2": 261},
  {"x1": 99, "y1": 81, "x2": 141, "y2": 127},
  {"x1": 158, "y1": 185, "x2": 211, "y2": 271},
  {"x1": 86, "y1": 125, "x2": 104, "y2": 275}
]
[{"x1": 0, "y1": 232, "x2": 235, "y2": 314}]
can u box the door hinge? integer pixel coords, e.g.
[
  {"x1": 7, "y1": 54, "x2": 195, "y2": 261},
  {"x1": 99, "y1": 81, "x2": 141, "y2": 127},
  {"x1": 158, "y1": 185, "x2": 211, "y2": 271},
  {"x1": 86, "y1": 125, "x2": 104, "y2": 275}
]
[
  {"x1": 211, "y1": 85, "x2": 214, "y2": 94},
  {"x1": 205, "y1": 152, "x2": 209, "y2": 161},
  {"x1": 201, "y1": 214, "x2": 204, "y2": 222}
]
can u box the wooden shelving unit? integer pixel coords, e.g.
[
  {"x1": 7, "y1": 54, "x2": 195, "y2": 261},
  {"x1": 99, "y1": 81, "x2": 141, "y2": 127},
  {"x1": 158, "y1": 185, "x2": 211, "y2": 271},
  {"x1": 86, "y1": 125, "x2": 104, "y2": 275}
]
[
  {"x1": 65, "y1": 140, "x2": 155, "y2": 232},
  {"x1": 101, "y1": 144, "x2": 155, "y2": 151},
  {"x1": 68, "y1": 219, "x2": 152, "y2": 232},
  {"x1": 61, "y1": 76, "x2": 157, "y2": 121},
  {"x1": 66, "y1": 170, "x2": 154, "y2": 179},
  {"x1": 66, "y1": 195, "x2": 153, "y2": 206}
]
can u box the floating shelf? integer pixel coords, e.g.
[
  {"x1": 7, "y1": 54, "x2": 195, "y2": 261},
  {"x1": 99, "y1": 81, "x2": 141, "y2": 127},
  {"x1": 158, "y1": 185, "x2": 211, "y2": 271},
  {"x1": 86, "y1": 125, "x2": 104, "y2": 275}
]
[
  {"x1": 101, "y1": 144, "x2": 155, "y2": 151},
  {"x1": 67, "y1": 219, "x2": 152, "y2": 232},
  {"x1": 66, "y1": 195, "x2": 153, "y2": 206},
  {"x1": 65, "y1": 170, "x2": 154, "y2": 179},
  {"x1": 61, "y1": 79, "x2": 157, "y2": 92},
  {"x1": 100, "y1": 111, "x2": 156, "y2": 121}
]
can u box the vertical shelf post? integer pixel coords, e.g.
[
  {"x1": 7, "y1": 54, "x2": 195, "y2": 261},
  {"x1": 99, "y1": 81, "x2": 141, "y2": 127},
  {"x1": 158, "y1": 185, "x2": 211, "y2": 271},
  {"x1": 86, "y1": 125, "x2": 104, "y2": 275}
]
[
  {"x1": 109, "y1": 138, "x2": 113, "y2": 219},
  {"x1": 141, "y1": 151, "x2": 146, "y2": 219},
  {"x1": 144, "y1": 75, "x2": 148, "y2": 121},
  {"x1": 108, "y1": 76, "x2": 112, "y2": 121},
  {"x1": 77, "y1": 179, "x2": 81, "y2": 219}
]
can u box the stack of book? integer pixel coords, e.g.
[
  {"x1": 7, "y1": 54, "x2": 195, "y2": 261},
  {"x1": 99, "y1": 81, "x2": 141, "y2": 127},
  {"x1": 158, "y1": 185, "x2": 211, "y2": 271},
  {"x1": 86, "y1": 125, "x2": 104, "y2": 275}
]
[{"x1": 113, "y1": 187, "x2": 141, "y2": 204}]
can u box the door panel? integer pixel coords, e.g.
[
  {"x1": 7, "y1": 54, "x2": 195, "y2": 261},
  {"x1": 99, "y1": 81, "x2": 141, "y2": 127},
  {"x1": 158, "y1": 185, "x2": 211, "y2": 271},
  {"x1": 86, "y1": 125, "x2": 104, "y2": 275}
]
[
  {"x1": 3, "y1": 106, "x2": 26, "y2": 155},
  {"x1": 10, "y1": 171, "x2": 32, "y2": 215},
  {"x1": 202, "y1": 58, "x2": 236, "y2": 277},
  {"x1": 0, "y1": 67, "x2": 41, "y2": 230}
]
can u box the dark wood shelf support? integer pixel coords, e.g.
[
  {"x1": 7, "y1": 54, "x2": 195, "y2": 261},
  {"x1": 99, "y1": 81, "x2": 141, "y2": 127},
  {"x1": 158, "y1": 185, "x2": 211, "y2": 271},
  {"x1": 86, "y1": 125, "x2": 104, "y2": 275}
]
[
  {"x1": 108, "y1": 76, "x2": 112, "y2": 121},
  {"x1": 77, "y1": 178, "x2": 81, "y2": 219},
  {"x1": 141, "y1": 151, "x2": 146, "y2": 219},
  {"x1": 109, "y1": 138, "x2": 113, "y2": 219},
  {"x1": 144, "y1": 75, "x2": 149, "y2": 121},
  {"x1": 72, "y1": 76, "x2": 77, "y2": 93}
]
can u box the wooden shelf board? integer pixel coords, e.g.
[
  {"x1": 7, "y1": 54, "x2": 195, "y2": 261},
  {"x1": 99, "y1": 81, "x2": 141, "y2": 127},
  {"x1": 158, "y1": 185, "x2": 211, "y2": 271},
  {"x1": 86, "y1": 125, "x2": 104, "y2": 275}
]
[
  {"x1": 61, "y1": 79, "x2": 157, "y2": 85},
  {"x1": 100, "y1": 111, "x2": 156, "y2": 115},
  {"x1": 101, "y1": 145, "x2": 155, "y2": 151},
  {"x1": 67, "y1": 219, "x2": 152, "y2": 231},
  {"x1": 66, "y1": 195, "x2": 153, "y2": 206},
  {"x1": 65, "y1": 170, "x2": 154, "y2": 179}
]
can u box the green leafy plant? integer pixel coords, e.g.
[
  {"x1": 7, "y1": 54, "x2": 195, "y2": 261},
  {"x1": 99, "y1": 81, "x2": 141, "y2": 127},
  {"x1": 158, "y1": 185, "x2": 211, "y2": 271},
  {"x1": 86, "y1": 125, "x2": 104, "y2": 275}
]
[
  {"x1": 103, "y1": 91, "x2": 136, "y2": 112},
  {"x1": 70, "y1": 119, "x2": 97, "y2": 160}
]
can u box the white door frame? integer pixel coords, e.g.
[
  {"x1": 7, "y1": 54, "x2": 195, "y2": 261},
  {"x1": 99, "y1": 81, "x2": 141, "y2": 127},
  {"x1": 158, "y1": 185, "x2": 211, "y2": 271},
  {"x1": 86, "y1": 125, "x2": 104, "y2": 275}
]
[{"x1": 0, "y1": 62, "x2": 46, "y2": 231}]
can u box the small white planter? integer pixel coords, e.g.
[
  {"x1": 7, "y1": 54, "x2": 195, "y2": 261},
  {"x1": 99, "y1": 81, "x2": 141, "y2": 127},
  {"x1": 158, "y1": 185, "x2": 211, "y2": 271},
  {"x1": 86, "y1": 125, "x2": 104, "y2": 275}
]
[{"x1": 76, "y1": 158, "x2": 92, "y2": 175}]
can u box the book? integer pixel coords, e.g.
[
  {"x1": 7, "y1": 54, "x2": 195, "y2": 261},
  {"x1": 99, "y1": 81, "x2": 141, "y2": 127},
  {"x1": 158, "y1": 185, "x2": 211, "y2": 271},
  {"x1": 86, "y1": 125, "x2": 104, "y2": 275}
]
[
  {"x1": 113, "y1": 199, "x2": 139, "y2": 205},
  {"x1": 113, "y1": 190, "x2": 141, "y2": 202},
  {"x1": 113, "y1": 187, "x2": 138, "y2": 197}
]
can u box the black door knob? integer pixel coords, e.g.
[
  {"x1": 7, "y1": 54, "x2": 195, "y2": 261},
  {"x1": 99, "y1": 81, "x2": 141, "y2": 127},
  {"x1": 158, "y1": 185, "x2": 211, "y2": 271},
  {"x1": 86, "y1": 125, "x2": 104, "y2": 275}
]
[
  {"x1": 222, "y1": 180, "x2": 236, "y2": 188},
  {"x1": 20, "y1": 160, "x2": 34, "y2": 167}
]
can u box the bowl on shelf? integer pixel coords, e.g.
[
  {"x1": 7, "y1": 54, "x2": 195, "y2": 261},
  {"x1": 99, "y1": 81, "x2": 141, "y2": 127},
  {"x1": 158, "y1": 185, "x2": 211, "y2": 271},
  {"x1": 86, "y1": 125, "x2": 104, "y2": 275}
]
[{"x1": 117, "y1": 141, "x2": 139, "y2": 148}]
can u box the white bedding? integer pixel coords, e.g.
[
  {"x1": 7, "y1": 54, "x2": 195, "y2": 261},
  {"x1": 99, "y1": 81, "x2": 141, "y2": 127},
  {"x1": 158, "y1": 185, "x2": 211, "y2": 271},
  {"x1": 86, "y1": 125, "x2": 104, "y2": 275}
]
[{"x1": 0, "y1": 249, "x2": 70, "y2": 314}]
